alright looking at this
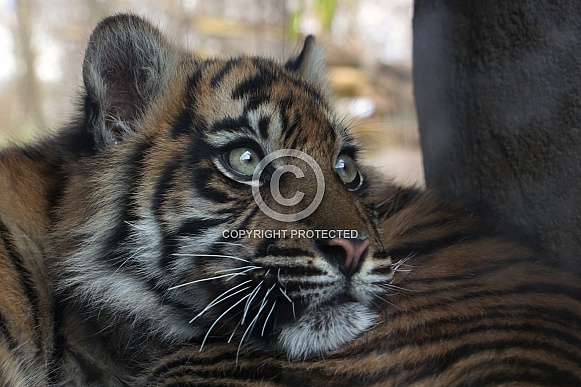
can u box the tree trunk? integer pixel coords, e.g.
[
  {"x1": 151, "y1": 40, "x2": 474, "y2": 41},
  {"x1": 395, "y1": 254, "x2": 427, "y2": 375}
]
[
  {"x1": 14, "y1": 0, "x2": 43, "y2": 128},
  {"x1": 413, "y1": 0, "x2": 581, "y2": 275}
]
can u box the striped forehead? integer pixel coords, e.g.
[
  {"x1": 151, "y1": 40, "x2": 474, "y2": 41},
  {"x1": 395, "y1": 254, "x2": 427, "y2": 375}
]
[{"x1": 194, "y1": 57, "x2": 352, "y2": 153}]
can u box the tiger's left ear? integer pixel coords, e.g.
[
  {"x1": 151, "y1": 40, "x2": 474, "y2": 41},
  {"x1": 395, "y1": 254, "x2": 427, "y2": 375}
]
[
  {"x1": 82, "y1": 14, "x2": 179, "y2": 149},
  {"x1": 285, "y1": 36, "x2": 328, "y2": 90}
]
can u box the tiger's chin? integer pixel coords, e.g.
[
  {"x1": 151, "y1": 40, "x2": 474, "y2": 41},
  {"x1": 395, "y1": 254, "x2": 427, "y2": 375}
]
[{"x1": 276, "y1": 302, "x2": 377, "y2": 360}]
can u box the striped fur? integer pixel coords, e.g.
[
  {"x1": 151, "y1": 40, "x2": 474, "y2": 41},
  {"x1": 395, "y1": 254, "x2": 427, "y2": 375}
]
[
  {"x1": 1, "y1": 14, "x2": 390, "y2": 385},
  {"x1": 0, "y1": 150, "x2": 57, "y2": 386},
  {"x1": 136, "y1": 187, "x2": 581, "y2": 386}
]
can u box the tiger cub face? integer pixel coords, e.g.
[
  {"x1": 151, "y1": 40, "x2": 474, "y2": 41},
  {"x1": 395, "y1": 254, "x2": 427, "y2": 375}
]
[{"x1": 54, "y1": 14, "x2": 390, "y2": 359}]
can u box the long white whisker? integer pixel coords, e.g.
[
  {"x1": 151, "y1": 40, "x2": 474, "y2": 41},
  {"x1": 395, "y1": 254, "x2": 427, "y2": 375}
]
[
  {"x1": 262, "y1": 283, "x2": 276, "y2": 303},
  {"x1": 113, "y1": 250, "x2": 140, "y2": 275},
  {"x1": 278, "y1": 287, "x2": 292, "y2": 303},
  {"x1": 190, "y1": 286, "x2": 252, "y2": 324},
  {"x1": 241, "y1": 301, "x2": 267, "y2": 344},
  {"x1": 382, "y1": 283, "x2": 414, "y2": 292},
  {"x1": 169, "y1": 273, "x2": 242, "y2": 290},
  {"x1": 189, "y1": 280, "x2": 253, "y2": 323},
  {"x1": 228, "y1": 321, "x2": 241, "y2": 343},
  {"x1": 373, "y1": 294, "x2": 396, "y2": 308},
  {"x1": 237, "y1": 292, "x2": 272, "y2": 363},
  {"x1": 262, "y1": 300, "x2": 277, "y2": 336},
  {"x1": 215, "y1": 266, "x2": 261, "y2": 274},
  {"x1": 392, "y1": 255, "x2": 414, "y2": 272},
  {"x1": 242, "y1": 281, "x2": 263, "y2": 325},
  {"x1": 124, "y1": 220, "x2": 146, "y2": 231},
  {"x1": 278, "y1": 287, "x2": 296, "y2": 320},
  {"x1": 213, "y1": 241, "x2": 246, "y2": 247},
  {"x1": 171, "y1": 253, "x2": 250, "y2": 263},
  {"x1": 200, "y1": 293, "x2": 251, "y2": 352}
]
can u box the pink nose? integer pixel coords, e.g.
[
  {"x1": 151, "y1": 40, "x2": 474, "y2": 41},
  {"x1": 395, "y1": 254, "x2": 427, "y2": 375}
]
[{"x1": 324, "y1": 238, "x2": 369, "y2": 277}]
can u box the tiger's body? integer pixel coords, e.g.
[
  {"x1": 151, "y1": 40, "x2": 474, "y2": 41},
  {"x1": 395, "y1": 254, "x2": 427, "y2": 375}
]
[{"x1": 0, "y1": 13, "x2": 580, "y2": 387}]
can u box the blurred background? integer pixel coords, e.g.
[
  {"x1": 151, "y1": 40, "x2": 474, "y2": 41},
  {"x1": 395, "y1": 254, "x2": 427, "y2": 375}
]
[{"x1": 0, "y1": 0, "x2": 422, "y2": 186}]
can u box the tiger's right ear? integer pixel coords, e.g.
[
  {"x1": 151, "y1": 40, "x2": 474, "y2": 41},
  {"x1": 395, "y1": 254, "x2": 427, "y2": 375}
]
[
  {"x1": 285, "y1": 36, "x2": 328, "y2": 91},
  {"x1": 82, "y1": 14, "x2": 179, "y2": 149}
]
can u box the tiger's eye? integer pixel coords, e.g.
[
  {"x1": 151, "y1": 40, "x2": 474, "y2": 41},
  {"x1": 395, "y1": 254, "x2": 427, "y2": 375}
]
[
  {"x1": 227, "y1": 147, "x2": 261, "y2": 176},
  {"x1": 335, "y1": 154, "x2": 362, "y2": 190}
]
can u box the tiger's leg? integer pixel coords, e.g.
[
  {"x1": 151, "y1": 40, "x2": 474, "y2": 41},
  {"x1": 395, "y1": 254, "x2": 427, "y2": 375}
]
[{"x1": 0, "y1": 229, "x2": 53, "y2": 387}]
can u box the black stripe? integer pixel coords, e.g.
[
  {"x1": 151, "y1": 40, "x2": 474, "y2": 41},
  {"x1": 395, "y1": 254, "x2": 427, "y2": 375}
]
[
  {"x1": 210, "y1": 116, "x2": 251, "y2": 133},
  {"x1": 373, "y1": 250, "x2": 390, "y2": 260},
  {"x1": 352, "y1": 196, "x2": 373, "y2": 229},
  {"x1": 165, "y1": 366, "x2": 282, "y2": 386},
  {"x1": 402, "y1": 338, "x2": 581, "y2": 385},
  {"x1": 171, "y1": 104, "x2": 194, "y2": 139},
  {"x1": 288, "y1": 134, "x2": 308, "y2": 152},
  {"x1": 210, "y1": 58, "x2": 242, "y2": 87},
  {"x1": 176, "y1": 218, "x2": 231, "y2": 238},
  {"x1": 209, "y1": 208, "x2": 262, "y2": 253},
  {"x1": 100, "y1": 138, "x2": 154, "y2": 272},
  {"x1": 152, "y1": 159, "x2": 182, "y2": 219},
  {"x1": 0, "y1": 219, "x2": 41, "y2": 351},
  {"x1": 193, "y1": 167, "x2": 234, "y2": 204},
  {"x1": 461, "y1": 359, "x2": 581, "y2": 386},
  {"x1": 407, "y1": 255, "x2": 536, "y2": 285},
  {"x1": 73, "y1": 352, "x2": 105, "y2": 384},
  {"x1": 282, "y1": 281, "x2": 327, "y2": 293},
  {"x1": 259, "y1": 246, "x2": 314, "y2": 258},
  {"x1": 172, "y1": 64, "x2": 208, "y2": 138},
  {"x1": 160, "y1": 217, "x2": 232, "y2": 269},
  {"x1": 370, "y1": 266, "x2": 393, "y2": 276},
  {"x1": 49, "y1": 297, "x2": 68, "y2": 385},
  {"x1": 0, "y1": 310, "x2": 18, "y2": 350},
  {"x1": 257, "y1": 116, "x2": 270, "y2": 140},
  {"x1": 387, "y1": 232, "x2": 476, "y2": 259},
  {"x1": 385, "y1": 314, "x2": 581, "y2": 363},
  {"x1": 383, "y1": 285, "x2": 581, "y2": 329},
  {"x1": 282, "y1": 119, "x2": 299, "y2": 144},
  {"x1": 259, "y1": 264, "x2": 324, "y2": 277},
  {"x1": 203, "y1": 206, "x2": 261, "y2": 257},
  {"x1": 277, "y1": 97, "x2": 292, "y2": 136},
  {"x1": 232, "y1": 73, "x2": 274, "y2": 100},
  {"x1": 145, "y1": 347, "x2": 281, "y2": 384},
  {"x1": 243, "y1": 95, "x2": 270, "y2": 115},
  {"x1": 153, "y1": 158, "x2": 184, "y2": 265},
  {"x1": 221, "y1": 206, "x2": 261, "y2": 245},
  {"x1": 408, "y1": 276, "x2": 581, "y2": 304}
]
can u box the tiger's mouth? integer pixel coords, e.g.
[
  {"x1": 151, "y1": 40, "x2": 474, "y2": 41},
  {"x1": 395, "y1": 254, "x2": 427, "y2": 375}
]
[{"x1": 235, "y1": 273, "x2": 377, "y2": 359}]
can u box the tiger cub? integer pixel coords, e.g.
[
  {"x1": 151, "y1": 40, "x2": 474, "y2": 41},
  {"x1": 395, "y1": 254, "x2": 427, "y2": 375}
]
[{"x1": 1, "y1": 14, "x2": 390, "y2": 386}]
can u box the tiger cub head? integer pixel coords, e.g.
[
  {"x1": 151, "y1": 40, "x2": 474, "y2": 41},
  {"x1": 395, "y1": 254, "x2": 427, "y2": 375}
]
[{"x1": 55, "y1": 14, "x2": 391, "y2": 359}]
